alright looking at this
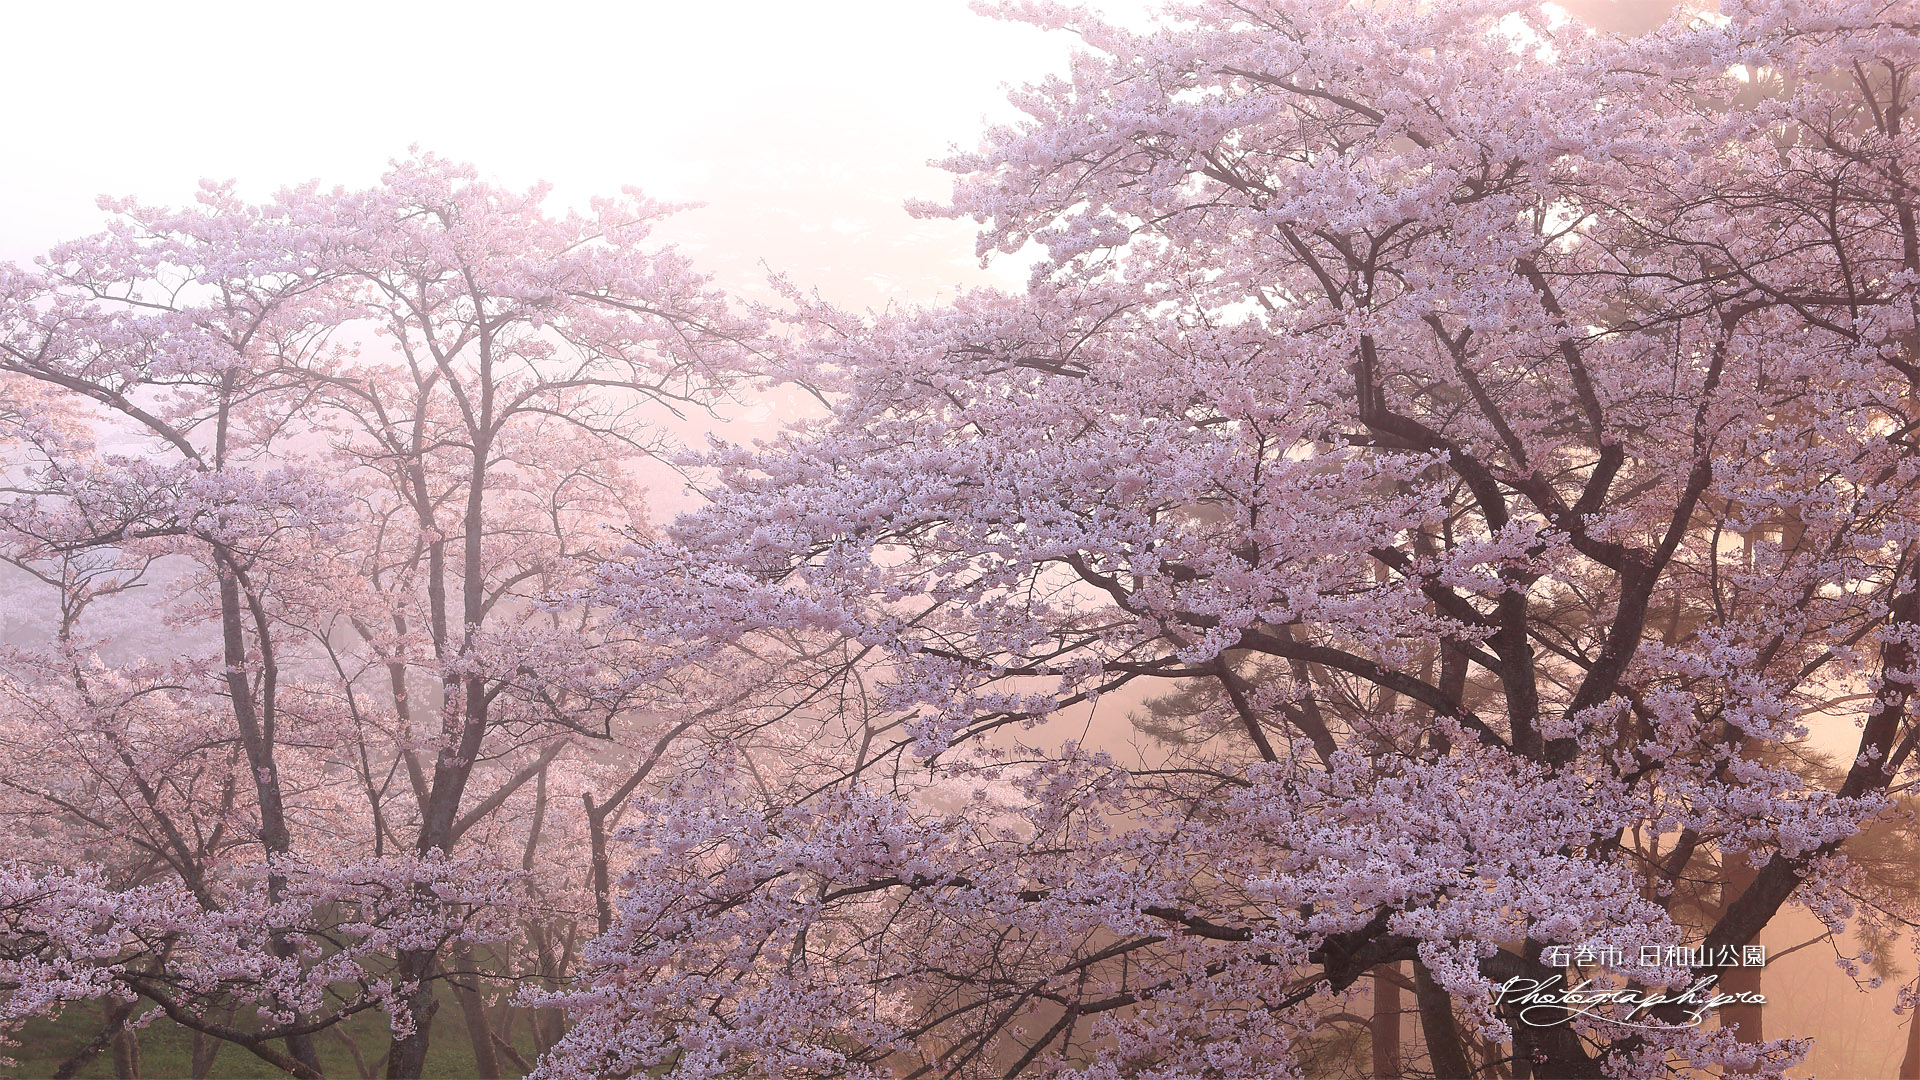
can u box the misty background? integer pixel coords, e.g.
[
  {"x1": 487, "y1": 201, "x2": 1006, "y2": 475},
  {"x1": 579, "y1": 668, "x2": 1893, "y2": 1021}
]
[{"x1": 2, "y1": 1, "x2": 1905, "y2": 1075}]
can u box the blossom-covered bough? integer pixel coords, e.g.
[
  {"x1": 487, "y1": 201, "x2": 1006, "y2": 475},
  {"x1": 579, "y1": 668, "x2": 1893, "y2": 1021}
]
[{"x1": 539, "y1": 1, "x2": 1920, "y2": 1077}]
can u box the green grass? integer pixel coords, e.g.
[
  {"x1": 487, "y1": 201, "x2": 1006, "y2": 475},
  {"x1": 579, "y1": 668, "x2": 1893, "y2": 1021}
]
[{"x1": 2, "y1": 994, "x2": 544, "y2": 1079}]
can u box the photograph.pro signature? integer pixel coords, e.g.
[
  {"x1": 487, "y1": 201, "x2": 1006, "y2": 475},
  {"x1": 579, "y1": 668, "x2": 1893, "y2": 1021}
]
[{"x1": 1493, "y1": 974, "x2": 1768, "y2": 1030}]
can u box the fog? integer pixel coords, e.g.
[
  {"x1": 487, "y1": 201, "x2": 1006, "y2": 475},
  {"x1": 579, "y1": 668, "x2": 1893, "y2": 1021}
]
[
  {"x1": 1, "y1": 0, "x2": 1111, "y2": 304},
  {"x1": 4, "y1": 2, "x2": 1915, "y2": 1077}
]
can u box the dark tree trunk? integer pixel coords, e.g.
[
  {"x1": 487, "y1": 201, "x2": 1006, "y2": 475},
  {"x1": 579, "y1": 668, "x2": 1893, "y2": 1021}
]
[
  {"x1": 1414, "y1": 961, "x2": 1475, "y2": 1080},
  {"x1": 1717, "y1": 851, "x2": 1763, "y2": 1042},
  {"x1": 111, "y1": 1024, "x2": 141, "y2": 1080},
  {"x1": 191, "y1": 1023, "x2": 226, "y2": 1080},
  {"x1": 585, "y1": 793, "x2": 614, "y2": 935},
  {"x1": 53, "y1": 999, "x2": 136, "y2": 1080},
  {"x1": 452, "y1": 944, "x2": 503, "y2": 1080},
  {"x1": 1372, "y1": 963, "x2": 1402, "y2": 1078},
  {"x1": 385, "y1": 957, "x2": 439, "y2": 1079}
]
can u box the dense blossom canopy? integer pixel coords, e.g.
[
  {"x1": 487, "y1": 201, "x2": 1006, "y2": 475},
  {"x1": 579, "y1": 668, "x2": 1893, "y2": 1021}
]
[{"x1": 531, "y1": 0, "x2": 1920, "y2": 1077}]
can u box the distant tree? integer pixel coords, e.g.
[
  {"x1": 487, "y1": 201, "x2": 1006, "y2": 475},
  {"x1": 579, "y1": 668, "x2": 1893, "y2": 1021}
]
[{"x1": 0, "y1": 156, "x2": 764, "y2": 1077}]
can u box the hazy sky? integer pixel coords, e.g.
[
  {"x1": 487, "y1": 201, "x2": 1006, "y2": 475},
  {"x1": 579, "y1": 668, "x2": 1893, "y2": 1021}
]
[
  {"x1": 2, "y1": 0, "x2": 1679, "y2": 304},
  {"x1": 0, "y1": 1, "x2": 1170, "y2": 307}
]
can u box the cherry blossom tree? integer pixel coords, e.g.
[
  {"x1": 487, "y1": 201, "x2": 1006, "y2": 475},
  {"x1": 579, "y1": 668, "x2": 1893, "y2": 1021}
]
[
  {"x1": 0, "y1": 156, "x2": 767, "y2": 1077},
  {"x1": 535, "y1": 1, "x2": 1920, "y2": 1077}
]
